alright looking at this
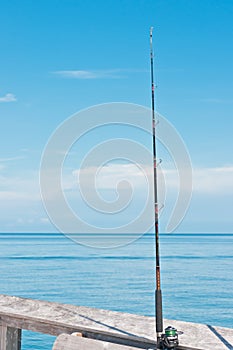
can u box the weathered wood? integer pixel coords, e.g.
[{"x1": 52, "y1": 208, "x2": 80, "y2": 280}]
[
  {"x1": 52, "y1": 334, "x2": 140, "y2": 350},
  {"x1": 0, "y1": 324, "x2": 21, "y2": 350},
  {"x1": 0, "y1": 294, "x2": 156, "y2": 349},
  {"x1": 0, "y1": 294, "x2": 233, "y2": 350}
]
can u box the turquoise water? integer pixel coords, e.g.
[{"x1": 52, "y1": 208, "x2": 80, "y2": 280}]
[{"x1": 0, "y1": 233, "x2": 232, "y2": 349}]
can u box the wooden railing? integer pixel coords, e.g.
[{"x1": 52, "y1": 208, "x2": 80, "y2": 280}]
[
  {"x1": 0, "y1": 294, "x2": 156, "y2": 350},
  {"x1": 0, "y1": 294, "x2": 232, "y2": 350}
]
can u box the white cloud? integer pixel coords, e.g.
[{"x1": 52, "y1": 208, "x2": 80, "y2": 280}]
[
  {"x1": 70, "y1": 163, "x2": 233, "y2": 196},
  {"x1": 53, "y1": 68, "x2": 145, "y2": 79},
  {"x1": 193, "y1": 166, "x2": 233, "y2": 194},
  {"x1": 0, "y1": 156, "x2": 25, "y2": 162},
  {"x1": 0, "y1": 162, "x2": 232, "y2": 233},
  {"x1": 14, "y1": 217, "x2": 50, "y2": 227},
  {"x1": 0, "y1": 93, "x2": 17, "y2": 103},
  {"x1": 0, "y1": 191, "x2": 33, "y2": 201},
  {"x1": 162, "y1": 165, "x2": 233, "y2": 195},
  {"x1": 40, "y1": 217, "x2": 49, "y2": 223},
  {"x1": 199, "y1": 98, "x2": 233, "y2": 104},
  {"x1": 0, "y1": 156, "x2": 25, "y2": 172},
  {"x1": 0, "y1": 163, "x2": 230, "y2": 205},
  {"x1": 71, "y1": 163, "x2": 152, "y2": 190},
  {"x1": 54, "y1": 69, "x2": 124, "y2": 79},
  {"x1": 56, "y1": 70, "x2": 99, "y2": 79},
  {"x1": 0, "y1": 171, "x2": 40, "y2": 202}
]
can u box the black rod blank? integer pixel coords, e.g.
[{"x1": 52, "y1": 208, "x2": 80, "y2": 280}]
[{"x1": 150, "y1": 26, "x2": 163, "y2": 348}]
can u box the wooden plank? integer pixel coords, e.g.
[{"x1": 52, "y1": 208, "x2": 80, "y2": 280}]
[
  {"x1": 52, "y1": 333, "x2": 141, "y2": 350},
  {"x1": 6, "y1": 327, "x2": 21, "y2": 350},
  {"x1": 0, "y1": 294, "x2": 155, "y2": 349},
  {"x1": 0, "y1": 294, "x2": 233, "y2": 350},
  {"x1": 0, "y1": 324, "x2": 21, "y2": 350},
  {"x1": 0, "y1": 325, "x2": 7, "y2": 350}
]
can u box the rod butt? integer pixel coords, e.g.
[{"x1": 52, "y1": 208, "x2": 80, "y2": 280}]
[{"x1": 156, "y1": 289, "x2": 163, "y2": 333}]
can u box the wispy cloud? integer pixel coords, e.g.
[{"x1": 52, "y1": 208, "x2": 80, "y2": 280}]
[
  {"x1": 0, "y1": 163, "x2": 232, "y2": 232},
  {"x1": 199, "y1": 98, "x2": 233, "y2": 104},
  {"x1": 0, "y1": 93, "x2": 17, "y2": 103},
  {"x1": 193, "y1": 165, "x2": 233, "y2": 194},
  {"x1": 0, "y1": 191, "x2": 36, "y2": 201},
  {"x1": 0, "y1": 156, "x2": 25, "y2": 162},
  {"x1": 53, "y1": 68, "x2": 146, "y2": 79},
  {"x1": 0, "y1": 166, "x2": 40, "y2": 203},
  {"x1": 71, "y1": 163, "x2": 152, "y2": 190},
  {"x1": 163, "y1": 165, "x2": 233, "y2": 195},
  {"x1": 1, "y1": 164, "x2": 231, "y2": 204},
  {"x1": 70, "y1": 163, "x2": 233, "y2": 196},
  {"x1": 0, "y1": 156, "x2": 26, "y2": 171}
]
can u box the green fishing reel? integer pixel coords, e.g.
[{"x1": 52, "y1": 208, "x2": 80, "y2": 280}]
[{"x1": 160, "y1": 326, "x2": 179, "y2": 349}]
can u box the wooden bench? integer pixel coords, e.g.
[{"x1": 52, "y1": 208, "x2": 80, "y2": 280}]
[{"x1": 52, "y1": 334, "x2": 143, "y2": 350}]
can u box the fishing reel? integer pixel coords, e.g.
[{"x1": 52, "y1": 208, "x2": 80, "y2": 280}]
[{"x1": 159, "y1": 326, "x2": 179, "y2": 350}]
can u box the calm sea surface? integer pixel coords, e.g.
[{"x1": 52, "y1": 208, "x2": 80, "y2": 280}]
[{"x1": 0, "y1": 233, "x2": 232, "y2": 349}]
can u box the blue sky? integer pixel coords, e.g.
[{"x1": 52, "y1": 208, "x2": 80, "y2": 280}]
[{"x1": 0, "y1": 0, "x2": 232, "y2": 234}]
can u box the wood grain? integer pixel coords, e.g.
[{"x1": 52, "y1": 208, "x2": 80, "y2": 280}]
[
  {"x1": 0, "y1": 294, "x2": 233, "y2": 350},
  {"x1": 53, "y1": 334, "x2": 140, "y2": 350}
]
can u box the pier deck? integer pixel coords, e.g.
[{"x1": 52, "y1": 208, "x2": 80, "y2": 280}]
[{"x1": 0, "y1": 294, "x2": 232, "y2": 349}]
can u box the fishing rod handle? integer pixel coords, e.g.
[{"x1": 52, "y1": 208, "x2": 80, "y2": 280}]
[{"x1": 156, "y1": 289, "x2": 163, "y2": 333}]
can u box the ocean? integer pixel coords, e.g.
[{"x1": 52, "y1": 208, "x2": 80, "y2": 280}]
[{"x1": 0, "y1": 233, "x2": 232, "y2": 349}]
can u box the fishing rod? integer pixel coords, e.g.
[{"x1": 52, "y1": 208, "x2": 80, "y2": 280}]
[
  {"x1": 150, "y1": 27, "x2": 179, "y2": 350},
  {"x1": 150, "y1": 26, "x2": 163, "y2": 348}
]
